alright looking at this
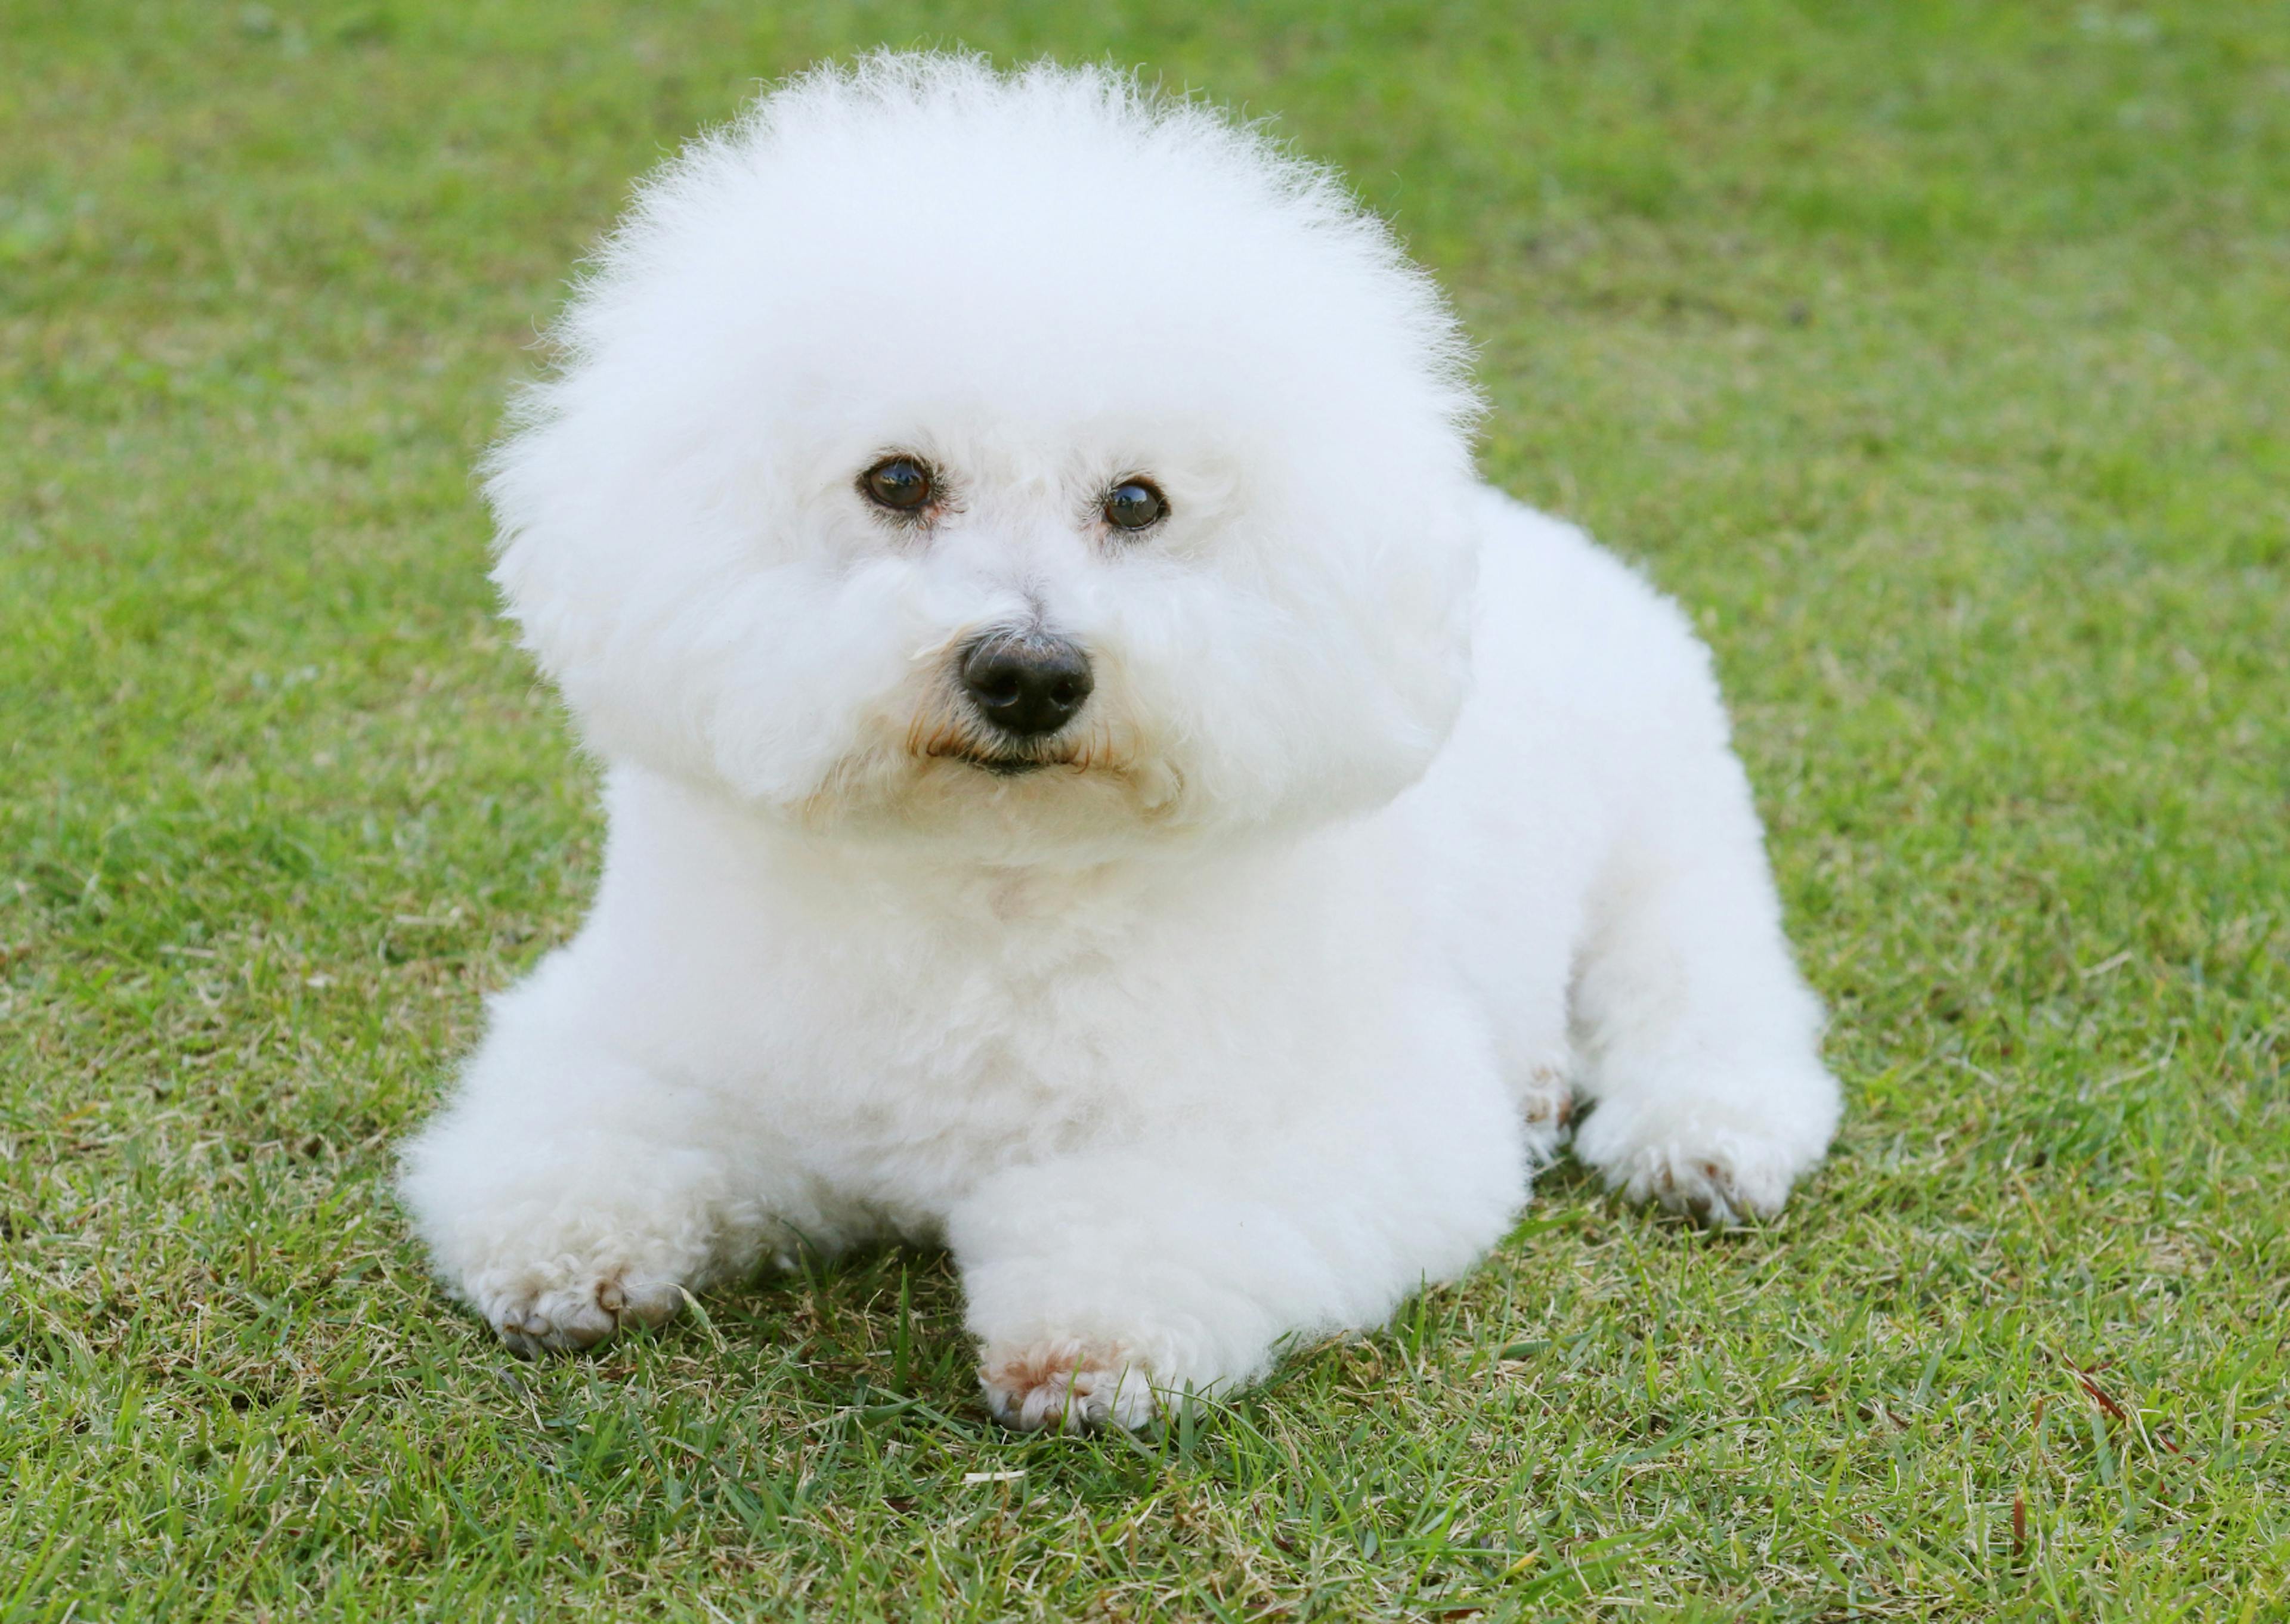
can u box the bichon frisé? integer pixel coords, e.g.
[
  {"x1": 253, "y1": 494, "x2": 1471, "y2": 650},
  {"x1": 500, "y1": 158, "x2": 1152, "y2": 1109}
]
[{"x1": 399, "y1": 54, "x2": 1843, "y2": 1430}]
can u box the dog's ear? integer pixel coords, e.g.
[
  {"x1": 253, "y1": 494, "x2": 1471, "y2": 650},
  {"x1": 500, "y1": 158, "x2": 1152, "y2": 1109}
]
[
  {"x1": 480, "y1": 376, "x2": 848, "y2": 807},
  {"x1": 1140, "y1": 471, "x2": 1480, "y2": 835},
  {"x1": 1308, "y1": 481, "x2": 1483, "y2": 799}
]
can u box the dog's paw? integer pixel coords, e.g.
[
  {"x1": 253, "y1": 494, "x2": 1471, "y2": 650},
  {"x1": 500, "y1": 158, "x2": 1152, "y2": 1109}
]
[
  {"x1": 1605, "y1": 1140, "x2": 1787, "y2": 1226},
  {"x1": 1574, "y1": 1099, "x2": 1814, "y2": 1227},
  {"x1": 979, "y1": 1337, "x2": 1159, "y2": 1431},
  {"x1": 1518, "y1": 1065, "x2": 1576, "y2": 1168},
  {"x1": 482, "y1": 1272, "x2": 685, "y2": 1358}
]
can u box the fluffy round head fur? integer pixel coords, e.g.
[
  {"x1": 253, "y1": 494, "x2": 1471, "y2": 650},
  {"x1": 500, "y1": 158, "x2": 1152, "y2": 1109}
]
[{"x1": 488, "y1": 53, "x2": 1484, "y2": 859}]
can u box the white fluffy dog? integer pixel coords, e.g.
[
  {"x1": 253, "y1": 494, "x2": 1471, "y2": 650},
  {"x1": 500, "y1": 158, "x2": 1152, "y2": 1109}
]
[{"x1": 399, "y1": 54, "x2": 1841, "y2": 1430}]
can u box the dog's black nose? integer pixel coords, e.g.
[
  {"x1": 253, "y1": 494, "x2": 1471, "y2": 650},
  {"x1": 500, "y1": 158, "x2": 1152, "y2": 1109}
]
[{"x1": 959, "y1": 632, "x2": 1093, "y2": 737}]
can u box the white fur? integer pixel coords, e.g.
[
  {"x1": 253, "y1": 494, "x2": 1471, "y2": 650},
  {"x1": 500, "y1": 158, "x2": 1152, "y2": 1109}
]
[{"x1": 398, "y1": 54, "x2": 1841, "y2": 1427}]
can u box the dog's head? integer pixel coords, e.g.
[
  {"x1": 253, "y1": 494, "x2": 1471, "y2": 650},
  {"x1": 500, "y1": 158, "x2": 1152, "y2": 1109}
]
[{"x1": 490, "y1": 55, "x2": 1483, "y2": 859}]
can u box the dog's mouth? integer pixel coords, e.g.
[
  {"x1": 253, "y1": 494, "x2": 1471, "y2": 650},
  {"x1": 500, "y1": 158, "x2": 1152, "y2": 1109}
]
[
  {"x1": 969, "y1": 754, "x2": 1051, "y2": 777},
  {"x1": 907, "y1": 707, "x2": 1132, "y2": 785},
  {"x1": 927, "y1": 743, "x2": 1071, "y2": 777},
  {"x1": 872, "y1": 712, "x2": 1180, "y2": 820}
]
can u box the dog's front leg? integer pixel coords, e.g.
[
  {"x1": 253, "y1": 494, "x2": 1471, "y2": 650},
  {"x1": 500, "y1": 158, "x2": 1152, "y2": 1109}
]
[
  {"x1": 1567, "y1": 766, "x2": 1843, "y2": 1225},
  {"x1": 946, "y1": 1060, "x2": 1526, "y2": 1430},
  {"x1": 397, "y1": 974, "x2": 789, "y2": 1356}
]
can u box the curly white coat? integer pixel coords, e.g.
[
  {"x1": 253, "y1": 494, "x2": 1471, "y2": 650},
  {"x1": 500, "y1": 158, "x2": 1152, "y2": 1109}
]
[{"x1": 399, "y1": 54, "x2": 1842, "y2": 1430}]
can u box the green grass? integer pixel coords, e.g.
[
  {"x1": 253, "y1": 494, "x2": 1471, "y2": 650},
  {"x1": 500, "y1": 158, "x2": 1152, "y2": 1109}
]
[{"x1": 4, "y1": 1, "x2": 2286, "y2": 1617}]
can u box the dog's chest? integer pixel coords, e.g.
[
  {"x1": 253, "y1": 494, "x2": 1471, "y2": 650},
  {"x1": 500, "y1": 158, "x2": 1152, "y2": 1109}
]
[
  {"x1": 704, "y1": 844, "x2": 1381, "y2": 1214},
  {"x1": 764, "y1": 894, "x2": 1172, "y2": 1196}
]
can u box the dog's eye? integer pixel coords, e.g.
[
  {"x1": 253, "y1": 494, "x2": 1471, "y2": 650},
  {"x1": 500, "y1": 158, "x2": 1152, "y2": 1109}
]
[
  {"x1": 861, "y1": 456, "x2": 934, "y2": 513},
  {"x1": 1103, "y1": 478, "x2": 1167, "y2": 532}
]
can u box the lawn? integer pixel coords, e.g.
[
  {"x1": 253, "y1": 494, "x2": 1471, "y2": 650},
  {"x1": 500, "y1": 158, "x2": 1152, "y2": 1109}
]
[{"x1": 3, "y1": 1, "x2": 2286, "y2": 1618}]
